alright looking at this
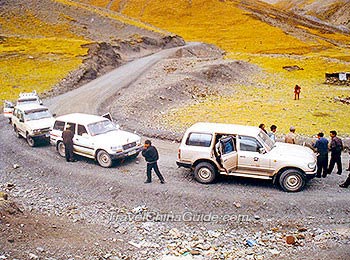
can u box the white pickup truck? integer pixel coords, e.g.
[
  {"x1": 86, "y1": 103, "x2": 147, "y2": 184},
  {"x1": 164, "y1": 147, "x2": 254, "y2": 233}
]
[
  {"x1": 50, "y1": 113, "x2": 143, "y2": 167},
  {"x1": 12, "y1": 104, "x2": 55, "y2": 147}
]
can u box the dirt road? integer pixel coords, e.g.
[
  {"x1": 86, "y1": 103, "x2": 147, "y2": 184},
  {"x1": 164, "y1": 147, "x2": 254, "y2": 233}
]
[
  {"x1": 1, "y1": 44, "x2": 350, "y2": 259},
  {"x1": 45, "y1": 43, "x2": 198, "y2": 116}
]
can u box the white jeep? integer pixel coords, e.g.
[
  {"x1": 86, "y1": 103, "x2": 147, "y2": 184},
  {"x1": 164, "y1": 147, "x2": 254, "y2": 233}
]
[
  {"x1": 11, "y1": 104, "x2": 55, "y2": 147},
  {"x1": 50, "y1": 113, "x2": 142, "y2": 167},
  {"x1": 177, "y1": 122, "x2": 317, "y2": 192}
]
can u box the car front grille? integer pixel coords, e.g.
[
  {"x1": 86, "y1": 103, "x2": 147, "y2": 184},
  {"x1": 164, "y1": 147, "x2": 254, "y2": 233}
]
[{"x1": 123, "y1": 142, "x2": 137, "y2": 151}]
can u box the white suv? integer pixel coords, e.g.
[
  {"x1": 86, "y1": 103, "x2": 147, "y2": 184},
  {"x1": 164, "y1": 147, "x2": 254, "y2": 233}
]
[
  {"x1": 177, "y1": 123, "x2": 317, "y2": 192},
  {"x1": 50, "y1": 113, "x2": 142, "y2": 167},
  {"x1": 11, "y1": 104, "x2": 55, "y2": 147}
]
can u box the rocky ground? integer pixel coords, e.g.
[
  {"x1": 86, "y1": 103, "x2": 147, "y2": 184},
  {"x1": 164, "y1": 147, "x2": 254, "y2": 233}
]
[{"x1": 1, "y1": 114, "x2": 350, "y2": 259}]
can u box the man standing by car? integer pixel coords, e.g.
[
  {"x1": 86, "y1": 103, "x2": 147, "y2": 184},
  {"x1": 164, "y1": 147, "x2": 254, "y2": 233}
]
[
  {"x1": 62, "y1": 124, "x2": 75, "y2": 162},
  {"x1": 285, "y1": 126, "x2": 296, "y2": 144},
  {"x1": 313, "y1": 132, "x2": 329, "y2": 178},
  {"x1": 142, "y1": 140, "x2": 165, "y2": 184},
  {"x1": 328, "y1": 130, "x2": 343, "y2": 175}
]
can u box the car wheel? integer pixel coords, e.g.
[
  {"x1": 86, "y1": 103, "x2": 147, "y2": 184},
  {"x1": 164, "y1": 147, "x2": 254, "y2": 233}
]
[
  {"x1": 8, "y1": 118, "x2": 12, "y2": 124},
  {"x1": 26, "y1": 134, "x2": 35, "y2": 147},
  {"x1": 14, "y1": 125, "x2": 21, "y2": 138},
  {"x1": 194, "y1": 162, "x2": 217, "y2": 184},
  {"x1": 57, "y1": 142, "x2": 66, "y2": 157},
  {"x1": 97, "y1": 150, "x2": 113, "y2": 168},
  {"x1": 279, "y1": 169, "x2": 305, "y2": 192}
]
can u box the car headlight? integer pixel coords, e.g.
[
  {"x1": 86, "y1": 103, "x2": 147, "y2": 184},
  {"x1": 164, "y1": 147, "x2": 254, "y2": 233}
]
[
  {"x1": 33, "y1": 129, "x2": 41, "y2": 134},
  {"x1": 111, "y1": 146, "x2": 122, "y2": 152},
  {"x1": 308, "y1": 162, "x2": 316, "y2": 169}
]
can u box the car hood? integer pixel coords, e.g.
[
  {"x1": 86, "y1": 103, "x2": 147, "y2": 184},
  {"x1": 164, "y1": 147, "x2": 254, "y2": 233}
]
[
  {"x1": 92, "y1": 130, "x2": 141, "y2": 146},
  {"x1": 270, "y1": 142, "x2": 316, "y2": 161},
  {"x1": 26, "y1": 117, "x2": 55, "y2": 130}
]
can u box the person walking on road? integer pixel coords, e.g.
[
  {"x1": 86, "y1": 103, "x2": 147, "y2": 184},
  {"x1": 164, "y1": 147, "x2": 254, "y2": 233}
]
[
  {"x1": 327, "y1": 130, "x2": 343, "y2": 175},
  {"x1": 285, "y1": 126, "x2": 296, "y2": 144},
  {"x1": 62, "y1": 124, "x2": 75, "y2": 162},
  {"x1": 142, "y1": 140, "x2": 165, "y2": 184},
  {"x1": 312, "y1": 132, "x2": 329, "y2": 178}
]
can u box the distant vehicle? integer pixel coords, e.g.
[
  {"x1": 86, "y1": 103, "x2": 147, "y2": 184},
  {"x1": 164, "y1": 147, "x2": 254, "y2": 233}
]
[
  {"x1": 17, "y1": 91, "x2": 43, "y2": 106},
  {"x1": 3, "y1": 91, "x2": 43, "y2": 123},
  {"x1": 3, "y1": 101, "x2": 15, "y2": 123},
  {"x1": 50, "y1": 113, "x2": 142, "y2": 167},
  {"x1": 11, "y1": 104, "x2": 55, "y2": 147},
  {"x1": 177, "y1": 122, "x2": 317, "y2": 192}
]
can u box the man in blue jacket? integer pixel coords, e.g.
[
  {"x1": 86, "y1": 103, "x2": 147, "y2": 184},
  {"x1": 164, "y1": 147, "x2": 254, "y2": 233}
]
[
  {"x1": 141, "y1": 140, "x2": 165, "y2": 184},
  {"x1": 313, "y1": 132, "x2": 328, "y2": 178}
]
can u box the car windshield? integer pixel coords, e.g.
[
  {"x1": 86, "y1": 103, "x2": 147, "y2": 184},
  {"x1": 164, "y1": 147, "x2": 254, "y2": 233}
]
[
  {"x1": 25, "y1": 109, "x2": 52, "y2": 121},
  {"x1": 88, "y1": 120, "x2": 116, "y2": 136},
  {"x1": 258, "y1": 131, "x2": 275, "y2": 151}
]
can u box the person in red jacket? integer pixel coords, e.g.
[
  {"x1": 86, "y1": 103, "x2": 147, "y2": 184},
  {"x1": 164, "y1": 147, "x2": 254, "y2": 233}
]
[{"x1": 294, "y1": 84, "x2": 301, "y2": 100}]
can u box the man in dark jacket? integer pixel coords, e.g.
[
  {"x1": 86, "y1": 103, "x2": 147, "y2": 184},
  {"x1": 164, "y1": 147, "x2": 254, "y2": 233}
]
[
  {"x1": 313, "y1": 132, "x2": 329, "y2": 178},
  {"x1": 327, "y1": 130, "x2": 343, "y2": 175},
  {"x1": 62, "y1": 124, "x2": 75, "y2": 162},
  {"x1": 141, "y1": 140, "x2": 165, "y2": 184}
]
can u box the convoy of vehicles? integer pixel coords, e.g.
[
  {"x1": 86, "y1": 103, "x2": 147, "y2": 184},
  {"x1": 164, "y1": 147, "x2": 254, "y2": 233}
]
[
  {"x1": 3, "y1": 91, "x2": 319, "y2": 191},
  {"x1": 176, "y1": 122, "x2": 317, "y2": 192},
  {"x1": 49, "y1": 113, "x2": 143, "y2": 167}
]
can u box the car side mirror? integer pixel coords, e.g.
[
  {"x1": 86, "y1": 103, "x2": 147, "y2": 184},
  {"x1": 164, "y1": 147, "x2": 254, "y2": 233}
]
[
  {"x1": 259, "y1": 148, "x2": 266, "y2": 154},
  {"x1": 19, "y1": 119, "x2": 24, "y2": 123},
  {"x1": 52, "y1": 113, "x2": 56, "y2": 117}
]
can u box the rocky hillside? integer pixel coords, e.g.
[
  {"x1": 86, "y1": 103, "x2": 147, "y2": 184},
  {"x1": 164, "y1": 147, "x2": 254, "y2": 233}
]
[
  {"x1": 0, "y1": 0, "x2": 184, "y2": 102},
  {"x1": 269, "y1": 0, "x2": 350, "y2": 31}
]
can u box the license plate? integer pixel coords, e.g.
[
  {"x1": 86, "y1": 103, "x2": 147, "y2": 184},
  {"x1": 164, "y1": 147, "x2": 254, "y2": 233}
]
[{"x1": 128, "y1": 150, "x2": 136, "y2": 156}]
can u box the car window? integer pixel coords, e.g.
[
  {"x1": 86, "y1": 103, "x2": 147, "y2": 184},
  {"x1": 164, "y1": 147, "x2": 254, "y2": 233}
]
[
  {"x1": 66, "y1": 122, "x2": 76, "y2": 134},
  {"x1": 186, "y1": 133, "x2": 212, "y2": 147},
  {"x1": 53, "y1": 121, "x2": 65, "y2": 131},
  {"x1": 239, "y1": 136, "x2": 262, "y2": 152},
  {"x1": 77, "y1": 124, "x2": 88, "y2": 136}
]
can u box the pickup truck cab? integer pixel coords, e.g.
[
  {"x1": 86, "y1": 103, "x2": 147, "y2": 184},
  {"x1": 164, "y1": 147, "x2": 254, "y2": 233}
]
[
  {"x1": 11, "y1": 104, "x2": 55, "y2": 147},
  {"x1": 177, "y1": 122, "x2": 317, "y2": 192},
  {"x1": 50, "y1": 113, "x2": 142, "y2": 167}
]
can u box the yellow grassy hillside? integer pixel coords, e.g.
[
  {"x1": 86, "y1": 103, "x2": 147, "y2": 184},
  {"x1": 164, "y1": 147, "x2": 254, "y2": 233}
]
[{"x1": 0, "y1": 11, "x2": 89, "y2": 102}]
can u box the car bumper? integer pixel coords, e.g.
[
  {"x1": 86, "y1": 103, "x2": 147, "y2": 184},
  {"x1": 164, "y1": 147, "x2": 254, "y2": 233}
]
[
  {"x1": 110, "y1": 146, "x2": 143, "y2": 160},
  {"x1": 305, "y1": 167, "x2": 317, "y2": 180},
  {"x1": 176, "y1": 161, "x2": 192, "y2": 168},
  {"x1": 32, "y1": 133, "x2": 50, "y2": 140}
]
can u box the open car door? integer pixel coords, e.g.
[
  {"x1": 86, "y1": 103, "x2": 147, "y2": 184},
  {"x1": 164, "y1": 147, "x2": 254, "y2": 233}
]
[{"x1": 219, "y1": 136, "x2": 238, "y2": 173}]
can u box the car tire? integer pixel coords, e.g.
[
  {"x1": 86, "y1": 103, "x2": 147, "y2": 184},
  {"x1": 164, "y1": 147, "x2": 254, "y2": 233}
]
[
  {"x1": 14, "y1": 125, "x2": 21, "y2": 138},
  {"x1": 194, "y1": 162, "x2": 217, "y2": 184},
  {"x1": 279, "y1": 169, "x2": 306, "y2": 192},
  {"x1": 57, "y1": 142, "x2": 66, "y2": 157},
  {"x1": 26, "y1": 134, "x2": 35, "y2": 147},
  {"x1": 96, "y1": 150, "x2": 113, "y2": 168}
]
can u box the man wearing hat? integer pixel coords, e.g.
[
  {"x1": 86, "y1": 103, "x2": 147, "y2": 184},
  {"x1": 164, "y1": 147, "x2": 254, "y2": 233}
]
[
  {"x1": 285, "y1": 126, "x2": 296, "y2": 144},
  {"x1": 62, "y1": 124, "x2": 75, "y2": 162}
]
